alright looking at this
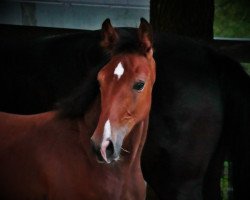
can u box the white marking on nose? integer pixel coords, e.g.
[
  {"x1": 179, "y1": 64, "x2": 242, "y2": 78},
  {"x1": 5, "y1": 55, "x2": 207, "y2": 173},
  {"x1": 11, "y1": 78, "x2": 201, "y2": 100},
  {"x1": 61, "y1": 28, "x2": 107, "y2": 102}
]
[
  {"x1": 114, "y1": 62, "x2": 124, "y2": 80},
  {"x1": 101, "y1": 119, "x2": 112, "y2": 163},
  {"x1": 103, "y1": 119, "x2": 111, "y2": 141}
]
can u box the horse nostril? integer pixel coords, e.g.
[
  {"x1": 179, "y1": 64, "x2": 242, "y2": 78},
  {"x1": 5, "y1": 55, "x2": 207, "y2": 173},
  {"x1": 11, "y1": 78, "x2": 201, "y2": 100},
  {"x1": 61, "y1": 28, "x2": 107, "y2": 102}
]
[
  {"x1": 106, "y1": 140, "x2": 114, "y2": 158},
  {"x1": 91, "y1": 138, "x2": 115, "y2": 163}
]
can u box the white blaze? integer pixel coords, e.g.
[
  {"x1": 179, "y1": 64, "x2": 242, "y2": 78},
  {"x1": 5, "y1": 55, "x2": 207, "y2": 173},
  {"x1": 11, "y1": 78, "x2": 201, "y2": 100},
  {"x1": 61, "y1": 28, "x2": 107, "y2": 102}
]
[
  {"x1": 103, "y1": 119, "x2": 111, "y2": 141},
  {"x1": 114, "y1": 62, "x2": 124, "y2": 79},
  {"x1": 100, "y1": 119, "x2": 112, "y2": 163}
]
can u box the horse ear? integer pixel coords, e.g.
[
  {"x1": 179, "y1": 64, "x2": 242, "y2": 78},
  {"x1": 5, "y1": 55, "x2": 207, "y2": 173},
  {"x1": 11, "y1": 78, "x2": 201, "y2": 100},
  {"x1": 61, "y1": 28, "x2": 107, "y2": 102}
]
[
  {"x1": 138, "y1": 18, "x2": 153, "y2": 56},
  {"x1": 100, "y1": 18, "x2": 118, "y2": 50}
]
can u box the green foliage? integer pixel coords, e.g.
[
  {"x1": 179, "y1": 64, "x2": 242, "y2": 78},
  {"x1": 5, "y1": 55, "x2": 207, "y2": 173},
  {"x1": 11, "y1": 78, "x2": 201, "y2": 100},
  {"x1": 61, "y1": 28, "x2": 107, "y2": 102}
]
[
  {"x1": 242, "y1": 63, "x2": 250, "y2": 74},
  {"x1": 214, "y1": 0, "x2": 250, "y2": 38},
  {"x1": 220, "y1": 161, "x2": 229, "y2": 200}
]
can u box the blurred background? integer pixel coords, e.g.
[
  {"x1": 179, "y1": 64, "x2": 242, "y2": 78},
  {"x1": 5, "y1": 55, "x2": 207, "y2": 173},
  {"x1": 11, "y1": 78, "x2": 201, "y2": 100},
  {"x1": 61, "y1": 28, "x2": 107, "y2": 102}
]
[
  {"x1": 0, "y1": 0, "x2": 249, "y2": 37},
  {"x1": 0, "y1": 0, "x2": 249, "y2": 65},
  {"x1": 0, "y1": 0, "x2": 149, "y2": 29}
]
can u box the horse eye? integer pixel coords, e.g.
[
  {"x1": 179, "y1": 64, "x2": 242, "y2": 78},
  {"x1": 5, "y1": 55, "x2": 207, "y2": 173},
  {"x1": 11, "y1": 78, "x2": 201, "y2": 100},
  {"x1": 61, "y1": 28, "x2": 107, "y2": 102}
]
[{"x1": 133, "y1": 81, "x2": 145, "y2": 91}]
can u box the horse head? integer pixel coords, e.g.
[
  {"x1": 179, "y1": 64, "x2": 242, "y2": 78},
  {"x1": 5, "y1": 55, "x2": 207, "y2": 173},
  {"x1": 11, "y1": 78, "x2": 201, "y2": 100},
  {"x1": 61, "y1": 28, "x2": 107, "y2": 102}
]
[{"x1": 91, "y1": 18, "x2": 155, "y2": 163}]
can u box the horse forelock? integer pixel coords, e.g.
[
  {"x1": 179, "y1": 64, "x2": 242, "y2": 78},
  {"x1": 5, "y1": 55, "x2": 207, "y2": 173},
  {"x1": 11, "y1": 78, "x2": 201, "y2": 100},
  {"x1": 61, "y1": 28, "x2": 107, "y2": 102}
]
[{"x1": 112, "y1": 28, "x2": 146, "y2": 56}]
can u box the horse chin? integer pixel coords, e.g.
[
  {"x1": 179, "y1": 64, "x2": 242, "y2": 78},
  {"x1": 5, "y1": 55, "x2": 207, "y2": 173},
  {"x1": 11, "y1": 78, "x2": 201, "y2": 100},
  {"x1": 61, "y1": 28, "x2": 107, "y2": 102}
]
[
  {"x1": 96, "y1": 154, "x2": 120, "y2": 164},
  {"x1": 95, "y1": 151, "x2": 107, "y2": 163}
]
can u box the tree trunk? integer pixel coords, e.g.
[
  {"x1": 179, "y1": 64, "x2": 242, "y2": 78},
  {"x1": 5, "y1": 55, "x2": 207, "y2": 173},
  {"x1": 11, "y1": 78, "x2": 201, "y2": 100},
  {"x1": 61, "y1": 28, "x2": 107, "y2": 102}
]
[{"x1": 150, "y1": 0, "x2": 214, "y2": 41}]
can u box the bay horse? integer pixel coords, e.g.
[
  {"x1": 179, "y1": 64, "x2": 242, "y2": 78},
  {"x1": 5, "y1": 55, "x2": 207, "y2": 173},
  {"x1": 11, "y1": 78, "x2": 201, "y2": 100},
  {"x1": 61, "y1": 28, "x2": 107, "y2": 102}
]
[
  {"x1": 1, "y1": 23, "x2": 250, "y2": 200},
  {"x1": 0, "y1": 18, "x2": 156, "y2": 200}
]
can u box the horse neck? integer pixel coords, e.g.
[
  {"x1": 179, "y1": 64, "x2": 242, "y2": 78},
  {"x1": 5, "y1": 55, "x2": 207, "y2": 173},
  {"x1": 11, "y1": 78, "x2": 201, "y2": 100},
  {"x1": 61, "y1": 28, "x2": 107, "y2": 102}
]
[
  {"x1": 77, "y1": 98, "x2": 101, "y2": 158},
  {"x1": 123, "y1": 116, "x2": 149, "y2": 167},
  {"x1": 78, "y1": 97, "x2": 101, "y2": 135}
]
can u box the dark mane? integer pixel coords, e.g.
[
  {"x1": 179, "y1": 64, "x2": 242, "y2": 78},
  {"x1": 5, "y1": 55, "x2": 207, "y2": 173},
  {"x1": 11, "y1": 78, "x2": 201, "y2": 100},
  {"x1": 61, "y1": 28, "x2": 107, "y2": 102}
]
[
  {"x1": 56, "y1": 28, "x2": 143, "y2": 119},
  {"x1": 55, "y1": 64, "x2": 101, "y2": 119}
]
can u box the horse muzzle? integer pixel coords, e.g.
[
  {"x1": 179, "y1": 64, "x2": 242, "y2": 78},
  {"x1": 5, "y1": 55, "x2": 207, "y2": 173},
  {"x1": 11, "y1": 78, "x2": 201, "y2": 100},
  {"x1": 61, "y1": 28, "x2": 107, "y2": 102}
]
[{"x1": 91, "y1": 138, "x2": 119, "y2": 163}]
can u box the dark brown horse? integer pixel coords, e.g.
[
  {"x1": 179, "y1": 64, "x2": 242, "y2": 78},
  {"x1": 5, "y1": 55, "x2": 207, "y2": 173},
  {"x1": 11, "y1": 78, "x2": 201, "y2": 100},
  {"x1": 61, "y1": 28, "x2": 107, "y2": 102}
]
[{"x1": 0, "y1": 18, "x2": 156, "y2": 200}]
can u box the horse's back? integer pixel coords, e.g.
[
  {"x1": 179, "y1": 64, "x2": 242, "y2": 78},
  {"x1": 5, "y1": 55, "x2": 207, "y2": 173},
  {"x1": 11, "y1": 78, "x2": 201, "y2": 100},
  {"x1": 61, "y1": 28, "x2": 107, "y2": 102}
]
[
  {"x1": 0, "y1": 111, "x2": 55, "y2": 150},
  {"x1": 0, "y1": 111, "x2": 80, "y2": 199}
]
